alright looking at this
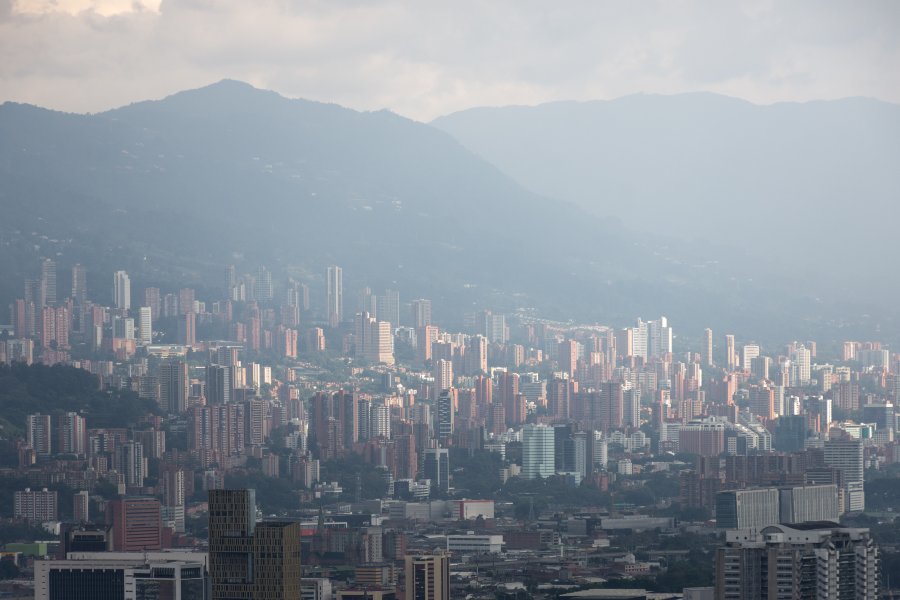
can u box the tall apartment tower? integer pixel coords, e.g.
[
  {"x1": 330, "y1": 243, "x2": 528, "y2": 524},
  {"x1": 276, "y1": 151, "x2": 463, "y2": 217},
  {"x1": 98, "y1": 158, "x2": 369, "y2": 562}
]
[
  {"x1": 715, "y1": 523, "x2": 878, "y2": 599},
  {"x1": 206, "y1": 364, "x2": 233, "y2": 405},
  {"x1": 138, "y1": 306, "x2": 153, "y2": 345},
  {"x1": 404, "y1": 553, "x2": 449, "y2": 600},
  {"x1": 209, "y1": 488, "x2": 301, "y2": 600},
  {"x1": 434, "y1": 390, "x2": 454, "y2": 445},
  {"x1": 824, "y1": 438, "x2": 865, "y2": 512},
  {"x1": 703, "y1": 328, "x2": 713, "y2": 367},
  {"x1": 423, "y1": 448, "x2": 450, "y2": 493},
  {"x1": 159, "y1": 361, "x2": 189, "y2": 414},
  {"x1": 107, "y1": 497, "x2": 161, "y2": 551},
  {"x1": 71, "y1": 263, "x2": 87, "y2": 305},
  {"x1": 725, "y1": 334, "x2": 736, "y2": 371},
  {"x1": 113, "y1": 270, "x2": 131, "y2": 311},
  {"x1": 326, "y1": 265, "x2": 343, "y2": 327},
  {"x1": 522, "y1": 424, "x2": 555, "y2": 480},
  {"x1": 378, "y1": 289, "x2": 401, "y2": 328},
  {"x1": 40, "y1": 258, "x2": 57, "y2": 307},
  {"x1": 411, "y1": 299, "x2": 432, "y2": 328},
  {"x1": 26, "y1": 414, "x2": 53, "y2": 457},
  {"x1": 433, "y1": 359, "x2": 453, "y2": 393}
]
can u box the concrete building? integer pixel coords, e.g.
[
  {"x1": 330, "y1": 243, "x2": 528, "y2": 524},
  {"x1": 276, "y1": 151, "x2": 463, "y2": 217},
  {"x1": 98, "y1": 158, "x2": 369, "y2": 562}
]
[
  {"x1": 715, "y1": 523, "x2": 879, "y2": 599},
  {"x1": 824, "y1": 438, "x2": 865, "y2": 512},
  {"x1": 35, "y1": 554, "x2": 206, "y2": 600},
  {"x1": 327, "y1": 265, "x2": 343, "y2": 327},
  {"x1": 522, "y1": 424, "x2": 555, "y2": 480},
  {"x1": 404, "y1": 553, "x2": 449, "y2": 600},
  {"x1": 446, "y1": 533, "x2": 503, "y2": 555},
  {"x1": 779, "y1": 484, "x2": 841, "y2": 524},
  {"x1": 208, "y1": 488, "x2": 301, "y2": 600},
  {"x1": 14, "y1": 488, "x2": 58, "y2": 522}
]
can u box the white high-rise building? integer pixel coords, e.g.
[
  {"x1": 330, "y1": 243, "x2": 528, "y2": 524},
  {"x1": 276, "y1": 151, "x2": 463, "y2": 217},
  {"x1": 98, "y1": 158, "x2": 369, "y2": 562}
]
[
  {"x1": 742, "y1": 344, "x2": 760, "y2": 374},
  {"x1": 522, "y1": 424, "x2": 555, "y2": 480},
  {"x1": 26, "y1": 414, "x2": 53, "y2": 457},
  {"x1": 824, "y1": 439, "x2": 865, "y2": 512},
  {"x1": 113, "y1": 270, "x2": 131, "y2": 311},
  {"x1": 647, "y1": 316, "x2": 672, "y2": 359},
  {"x1": 138, "y1": 306, "x2": 152, "y2": 345},
  {"x1": 371, "y1": 404, "x2": 391, "y2": 439},
  {"x1": 355, "y1": 312, "x2": 395, "y2": 365},
  {"x1": 791, "y1": 344, "x2": 812, "y2": 387},
  {"x1": 433, "y1": 359, "x2": 453, "y2": 392},
  {"x1": 703, "y1": 328, "x2": 714, "y2": 367},
  {"x1": 632, "y1": 319, "x2": 648, "y2": 360},
  {"x1": 119, "y1": 441, "x2": 145, "y2": 486},
  {"x1": 326, "y1": 265, "x2": 343, "y2": 327}
]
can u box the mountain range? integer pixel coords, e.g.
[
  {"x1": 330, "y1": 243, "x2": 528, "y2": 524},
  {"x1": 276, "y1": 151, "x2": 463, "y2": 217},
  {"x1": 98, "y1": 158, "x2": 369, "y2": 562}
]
[
  {"x1": 1, "y1": 81, "x2": 897, "y2": 344},
  {"x1": 432, "y1": 93, "x2": 900, "y2": 302}
]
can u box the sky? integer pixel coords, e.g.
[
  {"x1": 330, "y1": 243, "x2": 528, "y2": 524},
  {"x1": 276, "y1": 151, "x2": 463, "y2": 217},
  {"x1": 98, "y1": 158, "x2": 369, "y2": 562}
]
[{"x1": 1, "y1": 0, "x2": 898, "y2": 121}]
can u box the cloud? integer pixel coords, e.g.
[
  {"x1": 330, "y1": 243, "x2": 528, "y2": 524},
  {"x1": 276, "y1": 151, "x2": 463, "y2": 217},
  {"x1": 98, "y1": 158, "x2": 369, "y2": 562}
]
[{"x1": 1, "y1": 0, "x2": 898, "y2": 120}]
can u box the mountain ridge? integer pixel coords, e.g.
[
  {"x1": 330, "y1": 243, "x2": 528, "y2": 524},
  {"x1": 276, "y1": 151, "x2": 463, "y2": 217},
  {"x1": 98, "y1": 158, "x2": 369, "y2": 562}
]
[{"x1": 1, "y1": 81, "x2": 894, "y2": 342}]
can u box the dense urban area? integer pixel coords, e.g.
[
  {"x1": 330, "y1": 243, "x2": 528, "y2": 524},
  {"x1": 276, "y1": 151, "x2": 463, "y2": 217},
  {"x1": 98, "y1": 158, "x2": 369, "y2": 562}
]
[{"x1": 1, "y1": 258, "x2": 899, "y2": 600}]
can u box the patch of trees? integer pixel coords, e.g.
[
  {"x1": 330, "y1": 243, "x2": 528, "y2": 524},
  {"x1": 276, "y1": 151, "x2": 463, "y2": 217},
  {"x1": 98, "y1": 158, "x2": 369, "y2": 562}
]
[{"x1": 0, "y1": 363, "x2": 159, "y2": 439}]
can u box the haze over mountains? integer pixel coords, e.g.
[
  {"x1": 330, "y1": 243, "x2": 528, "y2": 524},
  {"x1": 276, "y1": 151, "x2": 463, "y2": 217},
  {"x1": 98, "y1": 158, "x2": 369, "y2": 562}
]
[
  {"x1": 433, "y1": 93, "x2": 900, "y2": 300},
  {"x1": 0, "y1": 81, "x2": 897, "y2": 343}
]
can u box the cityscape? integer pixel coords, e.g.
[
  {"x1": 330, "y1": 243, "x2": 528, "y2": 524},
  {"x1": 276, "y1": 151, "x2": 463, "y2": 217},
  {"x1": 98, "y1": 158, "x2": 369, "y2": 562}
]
[
  {"x1": 2, "y1": 2, "x2": 899, "y2": 600},
  {"x1": 0, "y1": 257, "x2": 897, "y2": 599}
]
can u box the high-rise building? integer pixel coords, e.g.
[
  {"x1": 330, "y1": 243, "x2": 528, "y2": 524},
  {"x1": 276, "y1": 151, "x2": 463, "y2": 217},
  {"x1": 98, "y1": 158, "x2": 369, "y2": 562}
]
[
  {"x1": 715, "y1": 523, "x2": 878, "y2": 599},
  {"x1": 208, "y1": 489, "x2": 301, "y2": 600},
  {"x1": 404, "y1": 553, "x2": 449, "y2": 600},
  {"x1": 145, "y1": 287, "x2": 161, "y2": 320},
  {"x1": 206, "y1": 364, "x2": 233, "y2": 405},
  {"x1": 715, "y1": 488, "x2": 779, "y2": 529},
  {"x1": 411, "y1": 299, "x2": 432, "y2": 328},
  {"x1": 679, "y1": 419, "x2": 726, "y2": 457},
  {"x1": 119, "y1": 441, "x2": 146, "y2": 486},
  {"x1": 355, "y1": 312, "x2": 395, "y2": 365},
  {"x1": 433, "y1": 359, "x2": 453, "y2": 392},
  {"x1": 327, "y1": 265, "x2": 343, "y2": 327},
  {"x1": 27, "y1": 413, "x2": 53, "y2": 457},
  {"x1": 107, "y1": 497, "x2": 162, "y2": 551},
  {"x1": 159, "y1": 361, "x2": 189, "y2": 414},
  {"x1": 138, "y1": 306, "x2": 152, "y2": 345},
  {"x1": 14, "y1": 487, "x2": 58, "y2": 522},
  {"x1": 465, "y1": 335, "x2": 488, "y2": 375},
  {"x1": 779, "y1": 484, "x2": 841, "y2": 523},
  {"x1": 824, "y1": 439, "x2": 865, "y2": 512},
  {"x1": 522, "y1": 424, "x2": 555, "y2": 480},
  {"x1": 741, "y1": 344, "x2": 760, "y2": 374},
  {"x1": 254, "y1": 266, "x2": 274, "y2": 303},
  {"x1": 71, "y1": 263, "x2": 87, "y2": 305},
  {"x1": 750, "y1": 355, "x2": 770, "y2": 381},
  {"x1": 73, "y1": 490, "x2": 89, "y2": 523},
  {"x1": 57, "y1": 411, "x2": 87, "y2": 456},
  {"x1": 40, "y1": 258, "x2": 57, "y2": 307},
  {"x1": 647, "y1": 316, "x2": 672, "y2": 359},
  {"x1": 435, "y1": 390, "x2": 454, "y2": 445},
  {"x1": 558, "y1": 339, "x2": 577, "y2": 378},
  {"x1": 725, "y1": 334, "x2": 736, "y2": 371},
  {"x1": 113, "y1": 270, "x2": 131, "y2": 311},
  {"x1": 178, "y1": 311, "x2": 196, "y2": 346},
  {"x1": 377, "y1": 289, "x2": 401, "y2": 328},
  {"x1": 423, "y1": 448, "x2": 449, "y2": 493},
  {"x1": 703, "y1": 328, "x2": 713, "y2": 367},
  {"x1": 791, "y1": 344, "x2": 812, "y2": 387}
]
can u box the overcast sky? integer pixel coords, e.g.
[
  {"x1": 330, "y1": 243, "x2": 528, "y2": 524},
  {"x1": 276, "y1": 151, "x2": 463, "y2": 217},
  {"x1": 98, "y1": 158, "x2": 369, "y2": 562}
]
[{"x1": 1, "y1": 0, "x2": 898, "y2": 121}]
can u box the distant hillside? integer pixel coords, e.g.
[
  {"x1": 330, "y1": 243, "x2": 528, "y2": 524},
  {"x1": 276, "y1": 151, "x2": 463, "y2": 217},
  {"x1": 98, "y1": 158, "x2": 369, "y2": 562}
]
[
  {"x1": 0, "y1": 363, "x2": 157, "y2": 438},
  {"x1": 0, "y1": 82, "x2": 894, "y2": 341},
  {"x1": 432, "y1": 93, "x2": 900, "y2": 301}
]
